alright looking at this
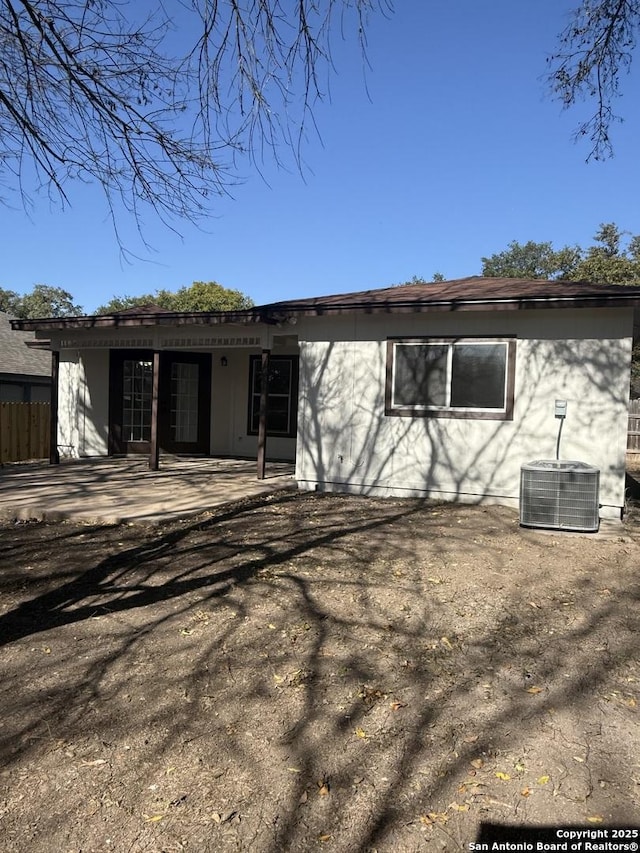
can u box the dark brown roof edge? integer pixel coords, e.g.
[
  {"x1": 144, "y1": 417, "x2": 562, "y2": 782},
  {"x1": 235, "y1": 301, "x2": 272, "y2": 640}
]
[
  {"x1": 12, "y1": 307, "x2": 270, "y2": 332},
  {"x1": 11, "y1": 277, "x2": 640, "y2": 331}
]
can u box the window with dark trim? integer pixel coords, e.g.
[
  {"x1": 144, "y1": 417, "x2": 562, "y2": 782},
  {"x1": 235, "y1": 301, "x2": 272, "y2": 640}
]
[
  {"x1": 385, "y1": 337, "x2": 516, "y2": 420},
  {"x1": 247, "y1": 355, "x2": 299, "y2": 437}
]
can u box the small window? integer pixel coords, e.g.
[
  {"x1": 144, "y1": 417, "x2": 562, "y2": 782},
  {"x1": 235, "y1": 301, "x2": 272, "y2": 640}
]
[
  {"x1": 248, "y1": 355, "x2": 299, "y2": 437},
  {"x1": 386, "y1": 337, "x2": 515, "y2": 420}
]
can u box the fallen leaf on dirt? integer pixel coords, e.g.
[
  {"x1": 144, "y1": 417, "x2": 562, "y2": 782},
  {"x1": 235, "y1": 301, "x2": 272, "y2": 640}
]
[
  {"x1": 527, "y1": 686, "x2": 544, "y2": 694},
  {"x1": 440, "y1": 636, "x2": 453, "y2": 650},
  {"x1": 143, "y1": 814, "x2": 164, "y2": 823},
  {"x1": 81, "y1": 759, "x2": 107, "y2": 767},
  {"x1": 354, "y1": 727, "x2": 367, "y2": 738},
  {"x1": 470, "y1": 759, "x2": 484, "y2": 770},
  {"x1": 587, "y1": 816, "x2": 604, "y2": 823},
  {"x1": 495, "y1": 772, "x2": 511, "y2": 781},
  {"x1": 521, "y1": 788, "x2": 531, "y2": 797},
  {"x1": 464, "y1": 735, "x2": 479, "y2": 743},
  {"x1": 390, "y1": 701, "x2": 407, "y2": 711},
  {"x1": 268, "y1": 624, "x2": 277, "y2": 629},
  {"x1": 427, "y1": 577, "x2": 443, "y2": 584},
  {"x1": 287, "y1": 767, "x2": 301, "y2": 773},
  {"x1": 318, "y1": 783, "x2": 330, "y2": 797},
  {"x1": 528, "y1": 601, "x2": 541, "y2": 609},
  {"x1": 179, "y1": 628, "x2": 193, "y2": 636},
  {"x1": 318, "y1": 834, "x2": 332, "y2": 842},
  {"x1": 537, "y1": 775, "x2": 550, "y2": 785},
  {"x1": 212, "y1": 810, "x2": 238, "y2": 825},
  {"x1": 515, "y1": 761, "x2": 526, "y2": 772},
  {"x1": 449, "y1": 802, "x2": 469, "y2": 812},
  {"x1": 625, "y1": 697, "x2": 637, "y2": 708},
  {"x1": 273, "y1": 674, "x2": 284, "y2": 683},
  {"x1": 43, "y1": 647, "x2": 51, "y2": 654}
]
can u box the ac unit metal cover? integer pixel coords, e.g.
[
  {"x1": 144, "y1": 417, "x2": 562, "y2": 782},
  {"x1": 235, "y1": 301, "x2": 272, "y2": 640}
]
[{"x1": 520, "y1": 460, "x2": 600, "y2": 532}]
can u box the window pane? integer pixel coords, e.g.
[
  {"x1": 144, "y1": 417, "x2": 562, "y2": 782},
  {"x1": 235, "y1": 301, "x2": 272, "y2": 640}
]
[
  {"x1": 451, "y1": 344, "x2": 506, "y2": 408},
  {"x1": 393, "y1": 344, "x2": 447, "y2": 407}
]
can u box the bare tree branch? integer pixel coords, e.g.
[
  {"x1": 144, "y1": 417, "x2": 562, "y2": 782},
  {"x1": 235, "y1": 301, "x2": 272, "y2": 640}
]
[
  {"x1": 547, "y1": 0, "x2": 640, "y2": 159},
  {"x1": 0, "y1": 0, "x2": 391, "y2": 239}
]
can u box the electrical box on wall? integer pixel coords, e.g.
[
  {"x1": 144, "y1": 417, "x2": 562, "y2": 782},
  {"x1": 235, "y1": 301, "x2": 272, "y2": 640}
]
[{"x1": 554, "y1": 399, "x2": 567, "y2": 419}]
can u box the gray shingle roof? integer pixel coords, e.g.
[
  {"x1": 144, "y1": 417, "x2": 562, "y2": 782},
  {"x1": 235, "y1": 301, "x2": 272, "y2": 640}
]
[{"x1": 0, "y1": 312, "x2": 51, "y2": 378}]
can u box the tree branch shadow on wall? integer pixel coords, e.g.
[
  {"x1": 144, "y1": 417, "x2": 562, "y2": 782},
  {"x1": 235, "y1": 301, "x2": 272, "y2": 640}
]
[{"x1": 0, "y1": 329, "x2": 637, "y2": 850}]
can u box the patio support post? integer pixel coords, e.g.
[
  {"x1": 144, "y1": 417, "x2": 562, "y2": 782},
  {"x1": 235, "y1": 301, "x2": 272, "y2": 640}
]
[
  {"x1": 149, "y1": 350, "x2": 160, "y2": 471},
  {"x1": 257, "y1": 348, "x2": 270, "y2": 480},
  {"x1": 49, "y1": 349, "x2": 60, "y2": 465}
]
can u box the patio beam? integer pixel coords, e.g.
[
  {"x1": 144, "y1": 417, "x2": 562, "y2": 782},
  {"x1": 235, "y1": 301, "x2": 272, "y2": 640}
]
[
  {"x1": 149, "y1": 350, "x2": 160, "y2": 471},
  {"x1": 257, "y1": 348, "x2": 270, "y2": 480},
  {"x1": 49, "y1": 350, "x2": 60, "y2": 465}
]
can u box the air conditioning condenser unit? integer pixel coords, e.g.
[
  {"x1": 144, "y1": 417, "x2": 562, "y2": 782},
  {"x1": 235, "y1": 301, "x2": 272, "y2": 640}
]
[{"x1": 520, "y1": 460, "x2": 600, "y2": 532}]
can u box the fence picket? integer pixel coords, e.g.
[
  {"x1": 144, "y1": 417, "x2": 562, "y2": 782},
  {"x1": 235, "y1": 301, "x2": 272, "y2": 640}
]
[{"x1": 0, "y1": 403, "x2": 50, "y2": 463}]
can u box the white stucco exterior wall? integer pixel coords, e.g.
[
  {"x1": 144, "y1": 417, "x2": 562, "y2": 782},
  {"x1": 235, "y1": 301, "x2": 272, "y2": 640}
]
[
  {"x1": 56, "y1": 349, "x2": 110, "y2": 457},
  {"x1": 294, "y1": 308, "x2": 633, "y2": 520},
  {"x1": 57, "y1": 352, "x2": 80, "y2": 457}
]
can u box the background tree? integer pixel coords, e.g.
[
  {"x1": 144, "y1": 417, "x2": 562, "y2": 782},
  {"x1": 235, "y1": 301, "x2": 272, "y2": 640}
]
[
  {"x1": 548, "y1": 0, "x2": 640, "y2": 159},
  {"x1": 0, "y1": 1, "x2": 382, "y2": 236},
  {"x1": 481, "y1": 240, "x2": 581, "y2": 280},
  {"x1": 0, "y1": 287, "x2": 21, "y2": 315},
  {"x1": 481, "y1": 225, "x2": 640, "y2": 285},
  {"x1": 571, "y1": 223, "x2": 640, "y2": 284},
  {"x1": 0, "y1": 283, "x2": 82, "y2": 317},
  {"x1": 96, "y1": 281, "x2": 254, "y2": 314}
]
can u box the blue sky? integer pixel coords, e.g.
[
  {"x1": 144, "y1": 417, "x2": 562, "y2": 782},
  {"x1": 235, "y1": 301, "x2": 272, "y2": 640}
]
[{"x1": 1, "y1": 1, "x2": 639, "y2": 313}]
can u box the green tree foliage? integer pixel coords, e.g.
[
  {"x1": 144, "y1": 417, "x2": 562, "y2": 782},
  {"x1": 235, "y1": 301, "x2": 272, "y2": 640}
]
[
  {"x1": 481, "y1": 241, "x2": 582, "y2": 280},
  {"x1": 0, "y1": 283, "x2": 82, "y2": 318},
  {"x1": 548, "y1": 1, "x2": 640, "y2": 159},
  {"x1": 0, "y1": 0, "x2": 380, "y2": 232},
  {"x1": 482, "y1": 224, "x2": 640, "y2": 285},
  {"x1": 96, "y1": 281, "x2": 254, "y2": 314},
  {"x1": 571, "y1": 223, "x2": 640, "y2": 284},
  {"x1": 0, "y1": 287, "x2": 21, "y2": 315}
]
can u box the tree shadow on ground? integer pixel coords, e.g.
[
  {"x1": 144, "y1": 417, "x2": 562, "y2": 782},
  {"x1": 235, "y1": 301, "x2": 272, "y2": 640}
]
[{"x1": 1, "y1": 492, "x2": 639, "y2": 852}]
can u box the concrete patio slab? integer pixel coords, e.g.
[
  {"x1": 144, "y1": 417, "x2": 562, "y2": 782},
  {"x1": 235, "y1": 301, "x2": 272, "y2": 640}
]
[{"x1": 0, "y1": 456, "x2": 296, "y2": 525}]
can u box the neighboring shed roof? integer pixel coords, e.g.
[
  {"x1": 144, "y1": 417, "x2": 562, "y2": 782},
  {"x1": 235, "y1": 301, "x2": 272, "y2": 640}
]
[
  {"x1": 0, "y1": 312, "x2": 51, "y2": 378},
  {"x1": 11, "y1": 277, "x2": 640, "y2": 332}
]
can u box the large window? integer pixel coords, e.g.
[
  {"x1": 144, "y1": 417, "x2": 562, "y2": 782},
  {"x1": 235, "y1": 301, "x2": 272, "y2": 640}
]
[
  {"x1": 386, "y1": 337, "x2": 515, "y2": 420},
  {"x1": 248, "y1": 355, "x2": 298, "y2": 437}
]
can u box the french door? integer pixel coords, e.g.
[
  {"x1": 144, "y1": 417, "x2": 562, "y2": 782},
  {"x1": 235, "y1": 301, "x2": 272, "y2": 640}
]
[{"x1": 109, "y1": 351, "x2": 211, "y2": 455}]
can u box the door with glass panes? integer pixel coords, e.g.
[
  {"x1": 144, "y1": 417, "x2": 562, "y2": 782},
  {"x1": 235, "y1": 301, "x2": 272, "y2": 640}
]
[
  {"x1": 158, "y1": 352, "x2": 211, "y2": 454},
  {"x1": 109, "y1": 351, "x2": 211, "y2": 455}
]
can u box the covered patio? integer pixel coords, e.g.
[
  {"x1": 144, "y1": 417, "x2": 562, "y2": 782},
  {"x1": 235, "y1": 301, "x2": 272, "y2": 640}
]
[{"x1": 0, "y1": 456, "x2": 295, "y2": 525}]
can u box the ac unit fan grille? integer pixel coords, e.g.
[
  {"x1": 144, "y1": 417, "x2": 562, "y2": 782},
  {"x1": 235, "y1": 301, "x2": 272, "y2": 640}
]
[{"x1": 520, "y1": 461, "x2": 599, "y2": 532}]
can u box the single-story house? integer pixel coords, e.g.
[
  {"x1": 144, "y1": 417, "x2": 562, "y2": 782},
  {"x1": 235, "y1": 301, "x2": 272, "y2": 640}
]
[
  {"x1": 0, "y1": 311, "x2": 51, "y2": 402},
  {"x1": 13, "y1": 277, "x2": 640, "y2": 521}
]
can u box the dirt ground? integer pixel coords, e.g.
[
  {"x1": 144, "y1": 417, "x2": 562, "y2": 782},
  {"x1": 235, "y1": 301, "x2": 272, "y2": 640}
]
[{"x1": 1, "y1": 486, "x2": 639, "y2": 852}]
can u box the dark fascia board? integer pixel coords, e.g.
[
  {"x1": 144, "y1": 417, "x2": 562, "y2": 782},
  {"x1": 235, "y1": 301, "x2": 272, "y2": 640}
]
[
  {"x1": 11, "y1": 308, "x2": 272, "y2": 332},
  {"x1": 11, "y1": 292, "x2": 640, "y2": 332}
]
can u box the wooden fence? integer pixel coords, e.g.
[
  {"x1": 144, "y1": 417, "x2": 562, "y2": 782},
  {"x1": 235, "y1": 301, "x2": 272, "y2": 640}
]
[{"x1": 0, "y1": 402, "x2": 50, "y2": 464}]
